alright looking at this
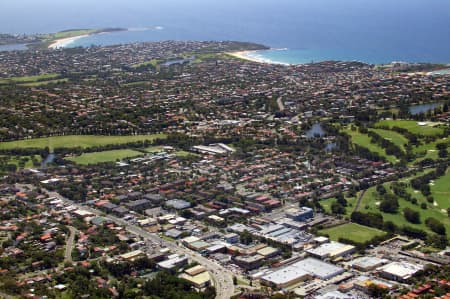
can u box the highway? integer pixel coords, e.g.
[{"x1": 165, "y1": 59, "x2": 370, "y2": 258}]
[{"x1": 45, "y1": 191, "x2": 235, "y2": 299}]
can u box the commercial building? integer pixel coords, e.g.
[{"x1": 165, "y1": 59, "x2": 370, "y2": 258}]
[
  {"x1": 119, "y1": 250, "x2": 146, "y2": 262},
  {"x1": 286, "y1": 207, "x2": 314, "y2": 222},
  {"x1": 224, "y1": 233, "x2": 239, "y2": 244},
  {"x1": 234, "y1": 254, "x2": 265, "y2": 270},
  {"x1": 180, "y1": 271, "x2": 211, "y2": 289},
  {"x1": 192, "y1": 143, "x2": 235, "y2": 155},
  {"x1": 349, "y1": 256, "x2": 388, "y2": 272},
  {"x1": 257, "y1": 246, "x2": 280, "y2": 258},
  {"x1": 378, "y1": 262, "x2": 423, "y2": 282},
  {"x1": 306, "y1": 241, "x2": 355, "y2": 259},
  {"x1": 157, "y1": 254, "x2": 188, "y2": 270},
  {"x1": 165, "y1": 199, "x2": 191, "y2": 210},
  {"x1": 261, "y1": 258, "x2": 345, "y2": 288}
]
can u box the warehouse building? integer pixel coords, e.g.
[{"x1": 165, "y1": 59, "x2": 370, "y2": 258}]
[
  {"x1": 349, "y1": 256, "x2": 388, "y2": 272},
  {"x1": 261, "y1": 258, "x2": 345, "y2": 288},
  {"x1": 378, "y1": 261, "x2": 423, "y2": 282},
  {"x1": 306, "y1": 241, "x2": 355, "y2": 259}
]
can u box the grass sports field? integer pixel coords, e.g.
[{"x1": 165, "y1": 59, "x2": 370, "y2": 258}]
[
  {"x1": 0, "y1": 134, "x2": 166, "y2": 151},
  {"x1": 66, "y1": 149, "x2": 143, "y2": 165},
  {"x1": 319, "y1": 223, "x2": 386, "y2": 243}
]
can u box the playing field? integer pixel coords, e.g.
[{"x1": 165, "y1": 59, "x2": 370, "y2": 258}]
[
  {"x1": 66, "y1": 149, "x2": 143, "y2": 165},
  {"x1": 319, "y1": 223, "x2": 386, "y2": 243},
  {"x1": 0, "y1": 134, "x2": 166, "y2": 151}
]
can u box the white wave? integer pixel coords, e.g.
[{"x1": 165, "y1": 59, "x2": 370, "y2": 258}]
[{"x1": 128, "y1": 27, "x2": 151, "y2": 32}]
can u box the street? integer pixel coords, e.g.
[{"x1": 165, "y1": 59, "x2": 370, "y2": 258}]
[{"x1": 46, "y1": 190, "x2": 235, "y2": 299}]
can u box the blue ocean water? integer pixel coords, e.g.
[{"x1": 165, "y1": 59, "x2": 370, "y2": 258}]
[{"x1": 1, "y1": 0, "x2": 449, "y2": 64}]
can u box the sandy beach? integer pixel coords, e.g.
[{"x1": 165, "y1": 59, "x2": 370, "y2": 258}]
[
  {"x1": 48, "y1": 35, "x2": 89, "y2": 49},
  {"x1": 227, "y1": 51, "x2": 265, "y2": 63},
  {"x1": 228, "y1": 50, "x2": 290, "y2": 65}
]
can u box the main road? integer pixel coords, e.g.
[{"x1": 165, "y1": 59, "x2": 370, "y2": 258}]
[{"x1": 45, "y1": 190, "x2": 235, "y2": 299}]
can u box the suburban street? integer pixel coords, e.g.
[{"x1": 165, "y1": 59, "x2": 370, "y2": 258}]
[
  {"x1": 45, "y1": 190, "x2": 235, "y2": 299},
  {"x1": 64, "y1": 226, "x2": 77, "y2": 263}
]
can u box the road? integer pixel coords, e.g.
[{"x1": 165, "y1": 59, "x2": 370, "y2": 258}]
[
  {"x1": 64, "y1": 226, "x2": 77, "y2": 263},
  {"x1": 353, "y1": 189, "x2": 367, "y2": 212},
  {"x1": 276, "y1": 96, "x2": 285, "y2": 111},
  {"x1": 46, "y1": 191, "x2": 235, "y2": 299}
]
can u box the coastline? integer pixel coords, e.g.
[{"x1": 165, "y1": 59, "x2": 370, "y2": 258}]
[
  {"x1": 228, "y1": 50, "x2": 290, "y2": 65},
  {"x1": 48, "y1": 35, "x2": 89, "y2": 49}
]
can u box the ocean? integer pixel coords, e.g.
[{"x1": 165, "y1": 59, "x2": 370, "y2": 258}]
[{"x1": 1, "y1": 0, "x2": 449, "y2": 64}]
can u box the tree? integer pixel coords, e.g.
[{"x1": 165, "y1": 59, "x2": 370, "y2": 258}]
[
  {"x1": 367, "y1": 283, "x2": 389, "y2": 298},
  {"x1": 336, "y1": 193, "x2": 347, "y2": 207},
  {"x1": 427, "y1": 234, "x2": 448, "y2": 249},
  {"x1": 379, "y1": 197, "x2": 399, "y2": 213},
  {"x1": 403, "y1": 207, "x2": 420, "y2": 224},
  {"x1": 376, "y1": 184, "x2": 387, "y2": 195},
  {"x1": 240, "y1": 230, "x2": 253, "y2": 245},
  {"x1": 331, "y1": 202, "x2": 345, "y2": 215},
  {"x1": 425, "y1": 217, "x2": 446, "y2": 235}
]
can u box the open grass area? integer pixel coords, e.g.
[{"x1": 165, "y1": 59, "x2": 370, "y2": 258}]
[
  {"x1": 343, "y1": 127, "x2": 398, "y2": 163},
  {"x1": 375, "y1": 120, "x2": 444, "y2": 136},
  {"x1": 19, "y1": 78, "x2": 69, "y2": 87},
  {"x1": 37, "y1": 29, "x2": 97, "y2": 42},
  {"x1": 430, "y1": 170, "x2": 450, "y2": 209},
  {"x1": 319, "y1": 223, "x2": 386, "y2": 243},
  {"x1": 131, "y1": 59, "x2": 161, "y2": 68},
  {"x1": 174, "y1": 150, "x2": 196, "y2": 157},
  {"x1": 0, "y1": 155, "x2": 41, "y2": 172},
  {"x1": 358, "y1": 169, "x2": 450, "y2": 238},
  {"x1": 66, "y1": 149, "x2": 143, "y2": 165},
  {"x1": 321, "y1": 196, "x2": 358, "y2": 216},
  {"x1": 192, "y1": 53, "x2": 232, "y2": 63},
  {"x1": 0, "y1": 134, "x2": 166, "y2": 151},
  {"x1": 0, "y1": 74, "x2": 60, "y2": 85},
  {"x1": 145, "y1": 146, "x2": 165, "y2": 153},
  {"x1": 369, "y1": 128, "x2": 408, "y2": 151}
]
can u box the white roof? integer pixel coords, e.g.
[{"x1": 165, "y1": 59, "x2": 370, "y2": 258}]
[
  {"x1": 306, "y1": 241, "x2": 354, "y2": 258},
  {"x1": 262, "y1": 258, "x2": 344, "y2": 284},
  {"x1": 182, "y1": 236, "x2": 200, "y2": 244},
  {"x1": 379, "y1": 262, "x2": 423, "y2": 279},
  {"x1": 262, "y1": 265, "x2": 309, "y2": 285}
]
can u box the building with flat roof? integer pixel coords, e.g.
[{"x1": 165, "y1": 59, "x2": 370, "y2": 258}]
[
  {"x1": 378, "y1": 261, "x2": 423, "y2": 282},
  {"x1": 261, "y1": 258, "x2": 345, "y2": 288},
  {"x1": 157, "y1": 254, "x2": 188, "y2": 270},
  {"x1": 286, "y1": 207, "x2": 314, "y2": 222},
  {"x1": 185, "y1": 265, "x2": 207, "y2": 276},
  {"x1": 165, "y1": 199, "x2": 191, "y2": 210},
  {"x1": 180, "y1": 271, "x2": 211, "y2": 289},
  {"x1": 349, "y1": 256, "x2": 388, "y2": 272},
  {"x1": 306, "y1": 241, "x2": 355, "y2": 259},
  {"x1": 119, "y1": 250, "x2": 146, "y2": 261},
  {"x1": 234, "y1": 254, "x2": 265, "y2": 270},
  {"x1": 192, "y1": 143, "x2": 235, "y2": 156},
  {"x1": 188, "y1": 240, "x2": 210, "y2": 251},
  {"x1": 224, "y1": 233, "x2": 239, "y2": 244},
  {"x1": 257, "y1": 246, "x2": 280, "y2": 258}
]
